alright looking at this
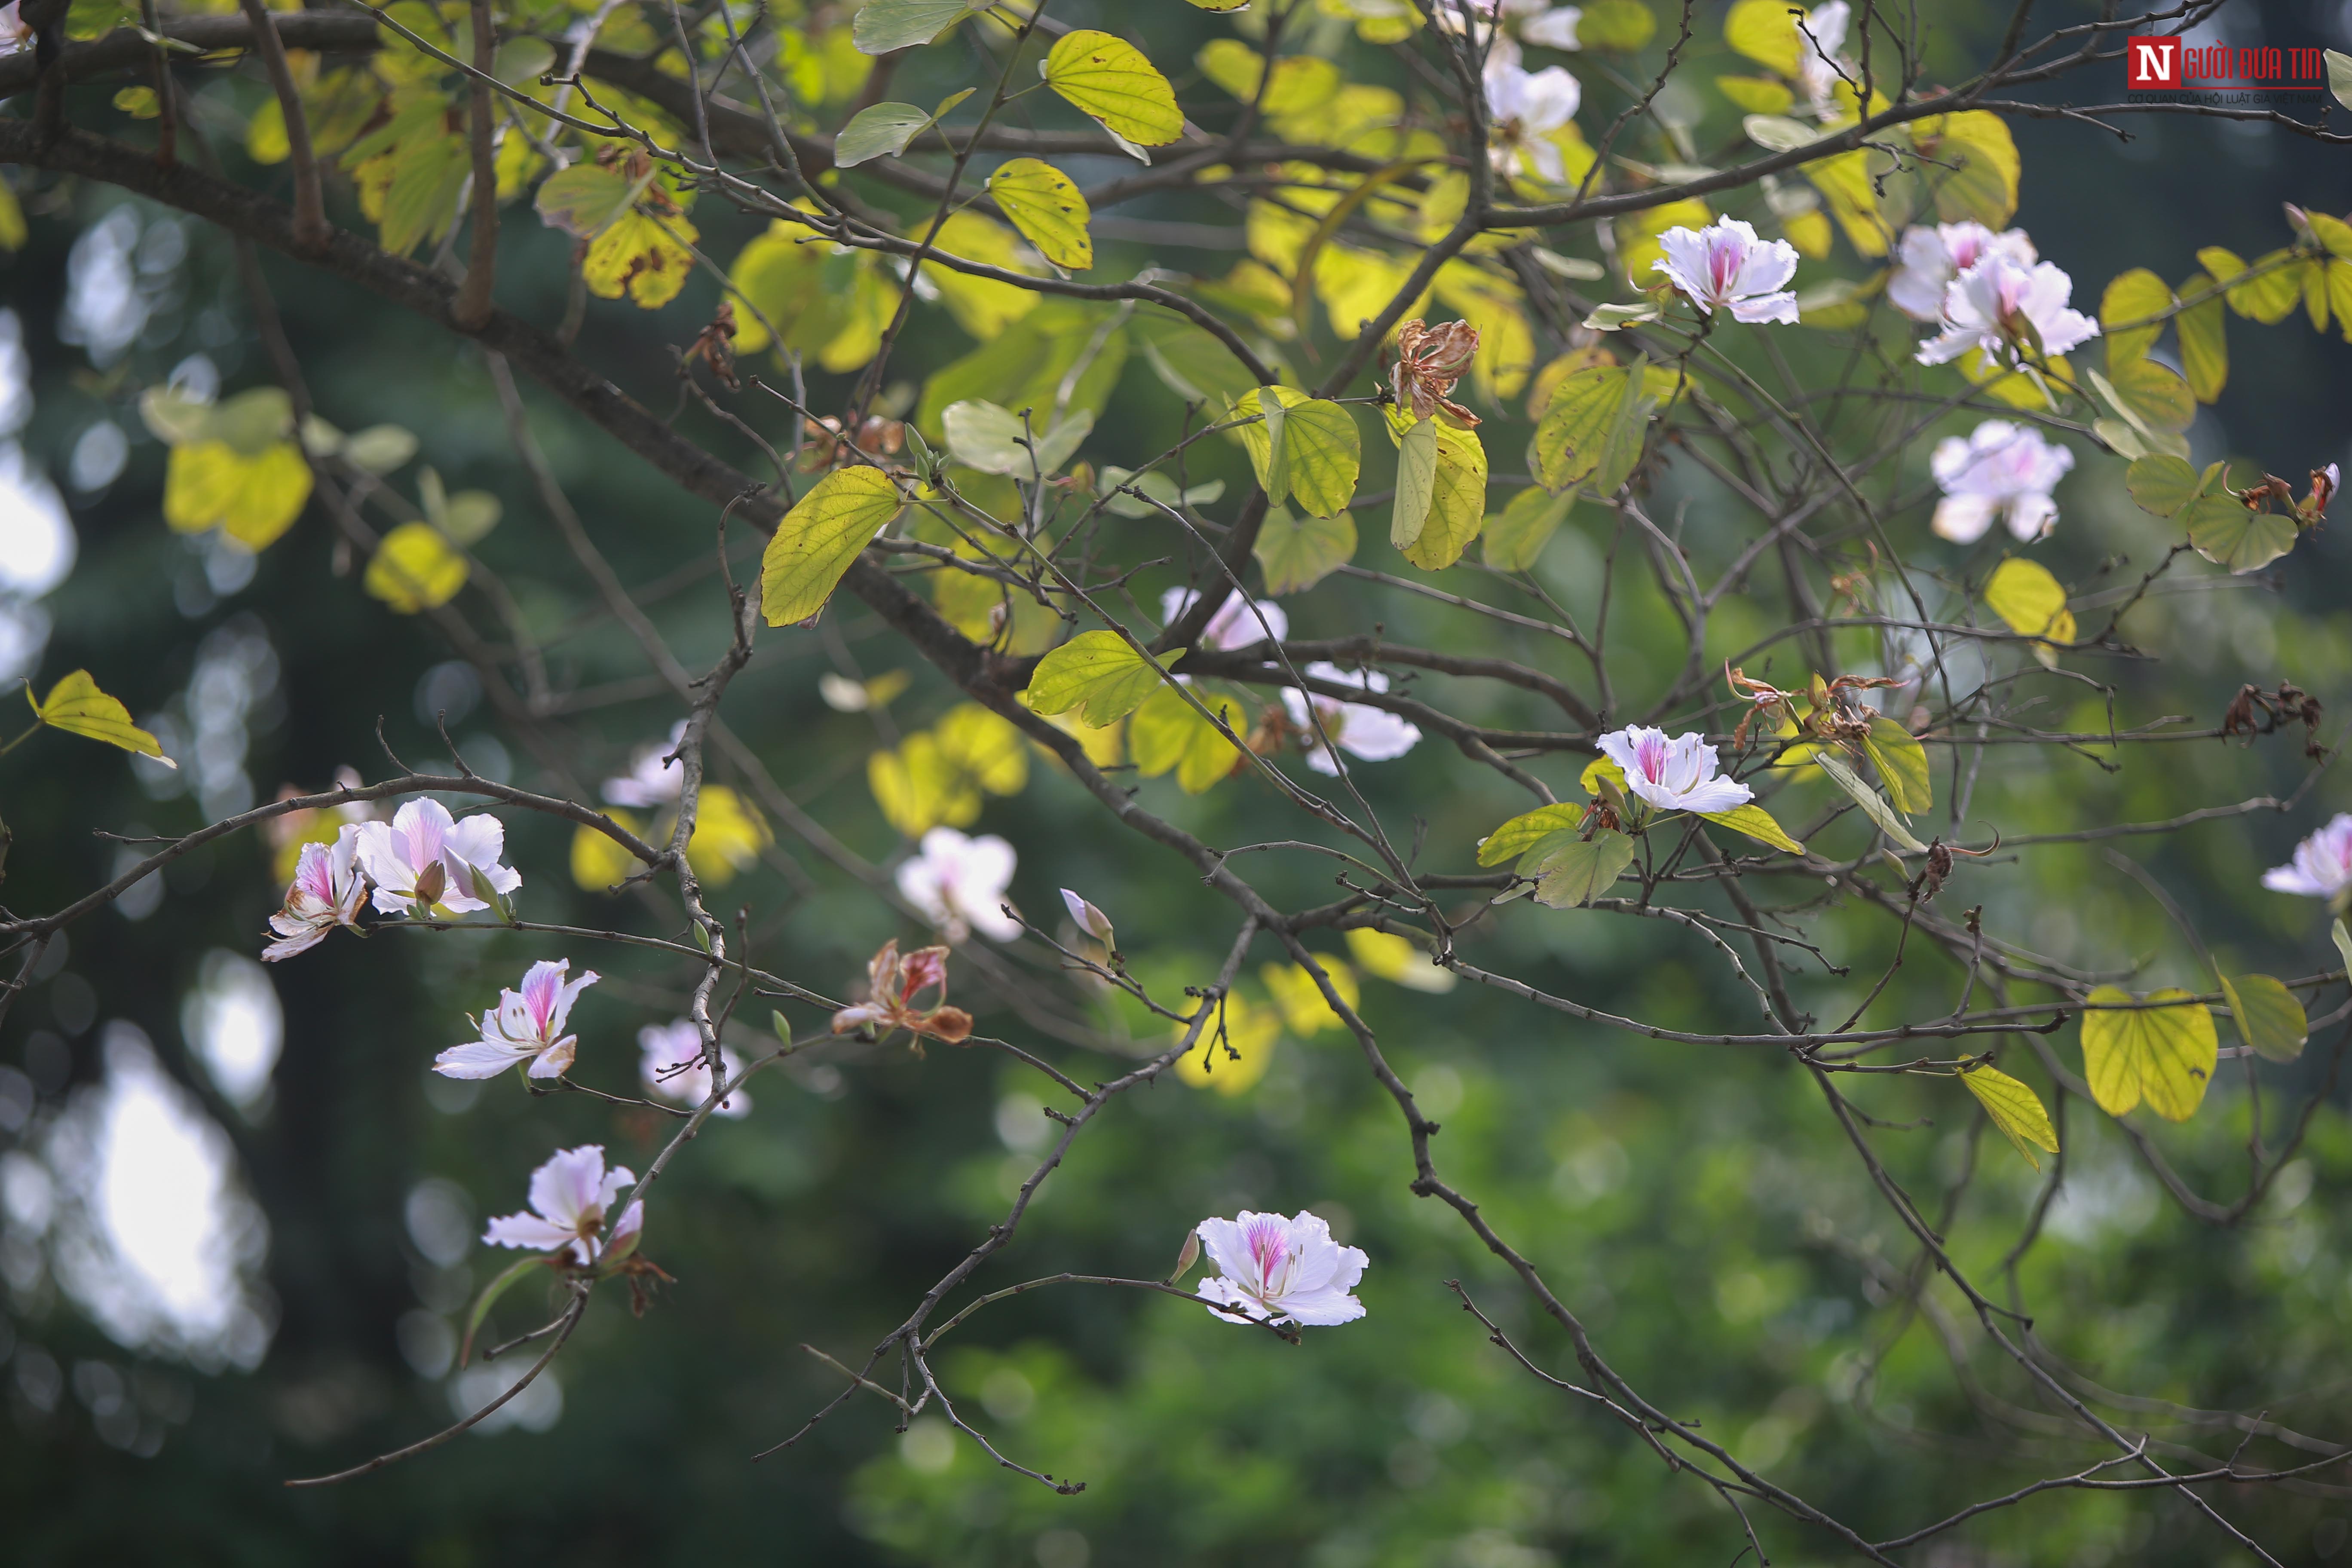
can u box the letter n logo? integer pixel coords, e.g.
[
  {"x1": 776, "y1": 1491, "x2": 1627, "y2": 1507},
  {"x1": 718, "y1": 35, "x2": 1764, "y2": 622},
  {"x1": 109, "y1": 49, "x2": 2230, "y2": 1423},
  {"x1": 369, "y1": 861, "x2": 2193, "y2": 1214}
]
[{"x1": 2127, "y1": 37, "x2": 2177, "y2": 89}]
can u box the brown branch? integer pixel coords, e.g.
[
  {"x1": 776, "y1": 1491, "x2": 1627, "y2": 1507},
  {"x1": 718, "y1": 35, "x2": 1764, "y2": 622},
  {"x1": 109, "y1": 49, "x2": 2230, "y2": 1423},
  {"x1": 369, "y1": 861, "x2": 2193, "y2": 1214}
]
[{"x1": 450, "y1": 0, "x2": 499, "y2": 328}]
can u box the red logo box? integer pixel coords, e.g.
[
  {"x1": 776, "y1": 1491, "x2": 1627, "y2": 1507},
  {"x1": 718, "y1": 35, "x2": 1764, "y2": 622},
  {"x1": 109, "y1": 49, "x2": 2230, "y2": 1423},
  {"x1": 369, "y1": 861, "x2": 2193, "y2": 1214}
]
[{"x1": 2126, "y1": 35, "x2": 2178, "y2": 88}]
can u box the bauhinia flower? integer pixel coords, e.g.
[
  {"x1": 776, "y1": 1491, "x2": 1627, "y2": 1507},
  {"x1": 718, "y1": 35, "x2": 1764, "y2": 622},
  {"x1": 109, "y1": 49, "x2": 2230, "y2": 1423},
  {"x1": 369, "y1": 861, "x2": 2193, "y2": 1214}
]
[
  {"x1": 830, "y1": 939, "x2": 974, "y2": 1047},
  {"x1": 353, "y1": 797, "x2": 522, "y2": 916},
  {"x1": 2261, "y1": 815, "x2": 2352, "y2": 904},
  {"x1": 1060, "y1": 889, "x2": 1115, "y2": 946},
  {"x1": 1654, "y1": 217, "x2": 1801, "y2": 325},
  {"x1": 1481, "y1": 55, "x2": 1582, "y2": 185},
  {"x1": 482, "y1": 1144, "x2": 643, "y2": 1268},
  {"x1": 1791, "y1": 0, "x2": 1853, "y2": 117},
  {"x1": 1435, "y1": 0, "x2": 1583, "y2": 49},
  {"x1": 1280, "y1": 662, "x2": 1424, "y2": 776},
  {"x1": 261, "y1": 825, "x2": 369, "y2": 962},
  {"x1": 603, "y1": 719, "x2": 688, "y2": 808},
  {"x1": 637, "y1": 1019, "x2": 750, "y2": 1117},
  {"x1": 435, "y1": 959, "x2": 601, "y2": 1080},
  {"x1": 1194, "y1": 1210, "x2": 1369, "y2": 1328},
  {"x1": 1888, "y1": 222, "x2": 2037, "y2": 322},
  {"x1": 1598, "y1": 726, "x2": 1755, "y2": 814},
  {"x1": 1916, "y1": 254, "x2": 2100, "y2": 368},
  {"x1": 895, "y1": 826, "x2": 1021, "y2": 943},
  {"x1": 1160, "y1": 585, "x2": 1288, "y2": 652},
  {"x1": 1929, "y1": 420, "x2": 2076, "y2": 544},
  {"x1": 1391, "y1": 318, "x2": 1483, "y2": 426}
]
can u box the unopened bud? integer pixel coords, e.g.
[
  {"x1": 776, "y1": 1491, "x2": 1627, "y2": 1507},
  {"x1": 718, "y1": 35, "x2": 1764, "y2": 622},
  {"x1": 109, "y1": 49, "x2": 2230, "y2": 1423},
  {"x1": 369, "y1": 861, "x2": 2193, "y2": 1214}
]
[
  {"x1": 412, "y1": 859, "x2": 447, "y2": 910},
  {"x1": 1171, "y1": 1227, "x2": 1202, "y2": 1281},
  {"x1": 1060, "y1": 888, "x2": 1115, "y2": 945}
]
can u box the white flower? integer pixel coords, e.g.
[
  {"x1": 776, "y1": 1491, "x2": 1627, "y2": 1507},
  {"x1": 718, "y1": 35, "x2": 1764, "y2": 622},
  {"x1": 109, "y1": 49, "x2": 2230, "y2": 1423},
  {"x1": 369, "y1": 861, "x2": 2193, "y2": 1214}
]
[
  {"x1": 1060, "y1": 889, "x2": 1115, "y2": 944},
  {"x1": 1161, "y1": 586, "x2": 1287, "y2": 652},
  {"x1": 637, "y1": 1019, "x2": 750, "y2": 1117},
  {"x1": 1598, "y1": 726, "x2": 1754, "y2": 814},
  {"x1": 1195, "y1": 1210, "x2": 1368, "y2": 1328},
  {"x1": 435, "y1": 959, "x2": 600, "y2": 1080},
  {"x1": 603, "y1": 719, "x2": 689, "y2": 808},
  {"x1": 2261, "y1": 815, "x2": 2352, "y2": 903},
  {"x1": 1519, "y1": 4, "x2": 1584, "y2": 49},
  {"x1": 1281, "y1": 662, "x2": 1423, "y2": 776},
  {"x1": 1888, "y1": 222, "x2": 2037, "y2": 322},
  {"x1": 1792, "y1": 0, "x2": 1852, "y2": 117},
  {"x1": 482, "y1": 1144, "x2": 642, "y2": 1267},
  {"x1": 1654, "y1": 217, "x2": 1801, "y2": 325},
  {"x1": 1916, "y1": 255, "x2": 2100, "y2": 368},
  {"x1": 261, "y1": 825, "x2": 369, "y2": 962},
  {"x1": 896, "y1": 826, "x2": 1021, "y2": 943},
  {"x1": 353, "y1": 797, "x2": 522, "y2": 916},
  {"x1": 1434, "y1": 0, "x2": 1580, "y2": 47},
  {"x1": 1929, "y1": 421, "x2": 2075, "y2": 544},
  {"x1": 1482, "y1": 56, "x2": 1582, "y2": 184}
]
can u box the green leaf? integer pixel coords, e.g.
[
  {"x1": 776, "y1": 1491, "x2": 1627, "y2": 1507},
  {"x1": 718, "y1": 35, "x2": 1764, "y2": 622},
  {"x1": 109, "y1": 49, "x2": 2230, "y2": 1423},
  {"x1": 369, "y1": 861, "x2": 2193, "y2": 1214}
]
[
  {"x1": 1390, "y1": 415, "x2": 1438, "y2": 548},
  {"x1": 989, "y1": 158, "x2": 1093, "y2": 270},
  {"x1": 1477, "y1": 802, "x2": 1586, "y2": 867},
  {"x1": 1130, "y1": 314, "x2": 1262, "y2": 409},
  {"x1": 2175, "y1": 273, "x2": 2227, "y2": 402},
  {"x1": 2080, "y1": 986, "x2": 2217, "y2": 1122},
  {"x1": 1814, "y1": 752, "x2": 1929, "y2": 853},
  {"x1": 2187, "y1": 499, "x2": 2299, "y2": 575},
  {"x1": 2124, "y1": 453, "x2": 2201, "y2": 517},
  {"x1": 1098, "y1": 467, "x2": 1223, "y2": 520},
  {"x1": 852, "y1": 0, "x2": 981, "y2": 54},
  {"x1": 2104, "y1": 355, "x2": 2194, "y2": 434},
  {"x1": 2219, "y1": 972, "x2": 2307, "y2": 1063},
  {"x1": 1044, "y1": 30, "x2": 1184, "y2": 147},
  {"x1": 2198, "y1": 245, "x2": 2303, "y2": 324},
  {"x1": 1701, "y1": 802, "x2": 1804, "y2": 855},
  {"x1": 1576, "y1": 0, "x2": 1655, "y2": 51},
  {"x1": 206, "y1": 387, "x2": 295, "y2": 456},
  {"x1": 1280, "y1": 400, "x2": 1361, "y2": 519},
  {"x1": 1253, "y1": 506, "x2": 1356, "y2": 594},
  {"x1": 1591, "y1": 361, "x2": 1654, "y2": 496},
  {"x1": 459, "y1": 1254, "x2": 552, "y2": 1368},
  {"x1": 1401, "y1": 419, "x2": 1488, "y2": 571},
  {"x1": 1715, "y1": 76, "x2": 1795, "y2": 115},
  {"x1": 1742, "y1": 113, "x2": 1820, "y2": 153},
  {"x1": 534, "y1": 161, "x2": 638, "y2": 238},
  {"x1": 1129, "y1": 684, "x2": 1245, "y2": 794},
  {"x1": 1527, "y1": 830, "x2": 1638, "y2": 908},
  {"x1": 2328, "y1": 48, "x2": 2352, "y2": 112},
  {"x1": 378, "y1": 133, "x2": 470, "y2": 257},
  {"x1": 941, "y1": 399, "x2": 1093, "y2": 476},
  {"x1": 1482, "y1": 486, "x2": 1571, "y2": 572},
  {"x1": 834, "y1": 102, "x2": 936, "y2": 168},
  {"x1": 1530, "y1": 367, "x2": 1626, "y2": 491},
  {"x1": 31, "y1": 670, "x2": 173, "y2": 765},
  {"x1": 343, "y1": 424, "x2": 420, "y2": 474},
  {"x1": 1958, "y1": 1061, "x2": 2060, "y2": 1169},
  {"x1": 1258, "y1": 388, "x2": 1291, "y2": 503},
  {"x1": 1862, "y1": 714, "x2": 1931, "y2": 817},
  {"x1": 758, "y1": 467, "x2": 904, "y2": 627},
  {"x1": 1724, "y1": 0, "x2": 1800, "y2": 75},
  {"x1": 1025, "y1": 630, "x2": 1170, "y2": 726},
  {"x1": 2334, "y1": 917, "x2": 2352, "y2": 981},
  {"x1": 2099, "y1": 267, "x2": 2172, "y2": 365}
]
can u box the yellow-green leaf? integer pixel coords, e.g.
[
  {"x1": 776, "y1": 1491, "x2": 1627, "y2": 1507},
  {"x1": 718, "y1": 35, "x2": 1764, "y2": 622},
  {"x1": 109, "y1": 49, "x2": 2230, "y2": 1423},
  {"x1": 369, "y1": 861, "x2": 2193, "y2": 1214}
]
[
  {"x1": 1347, "y1": 927, "x2": 1457, "y2": 992},
  {"x1": 2198, "y1": 245, "x2": 2302, "y2": 324},
  {"x1": 1530, "y1": 366, "x2": 1626, "y2": 491},
  {"x1": 1194, "y1": 41, "x2": 1341, "y2": 117},
  {"x1": 0, "y1": 177, "x2": 25, "y2": 252},
  {"x1": 1129, "y1": 683, "x2": 1244, "y2": 794},
  {"x1": 1958, "y1": 1061, "x2": 2059, "y2": 1169},
  {"x1": 852, "y1": 0, "x2": 981, "y2": 54},
  {"x1": 1390, "y1": 413, "x2": 1437, "y2": 548},
  {"x1": 833, "y1": 102, "x2": 937, "y2": 168},
  {"x1": 1234, "y1": 385, "x2": 1305, "y2": 504},
  {"x1": 1482, "y1": 485, "x2": 1571, "y2": 572},
  {"x1": 1715, "y1": 75, "x2": 1794, "y2": 115},
  {"x1": 1477, "y1": 802, "x2": 1586, "y2": 867},
  {"x1": 2123, "y1": 453, "x2": 2203, "y2": 517},
  {"x1": 1724, "y1": 0, "x2": 1800, "y2": 74},
  {"x1": 364, "y1": 521, "x2": 469, "y2": 614},
  {"x1": 582, "y1": 211, "x2": 697, "y2": 309},
  {"x1": 988, "y1": 158, "x2": 1093, "y2": 270},
  {"x1": 1254, "y1": 506, "x2": 1356, "y2": 594},
  {"x1": 2187, "y1": 502, "x2": 2299, "y2": 575},
  {"x1": 1862, "y1": 714, "x2": 1931, "y2": 817},
  {"x1": 1577, "y1": 0, "x2": 1655, "y2": 51},
  {"x1": 1983, "y1": 557, "x2": 2075, "y2": 656},
  {"x1": 2104, "y1": 354, "x2": 2194, "y2": 434},
  {"x1": 1044, "y1": 31, "x2": 1184, "y2": 148},
  {"x1": 223, "y1": 443, "x2": 313, "y2": 550},
  {"x1": 2175, "y1": 272, "x2": 2227, "y2": 402},
  {"x1": 1401, "y1": 418, "x2": 1488, "y2": 571},
  {"x1": 2334, "y1": 917, "x2": 2352, "y2": 981},
  {"x1": 2080, "y1": 986, "x2": 2217, "y2": 1122},
  {"x1": 1025, "y1": 630, "x2": 1169, "y2": 726},
  {"x1": 533, "y1": 162, "x2": 638, "y2": 238},
  {"x1": 1280, "y1": 399, "x2": 1362, "y2": 519},
  {"x1": 759, "y1": 466, "x2": 904, "y2": 626},
  {"x1": 934, "y1": 703, "x2": 1029, "y2": 796},
  {"x1": 2100, "y1": 267, "x2": 2173, "y2": 366},
  {"x1": 2219, "y1": 971, "x2": 2306, "y2": 1063},
  {"x1": 1700, "y1": 802, "x2": 1804, "y2": 855},
  {"x1": 1908, "y1": 112, "x2": 2018, "y2": 228},
  {"x1": 163, "y1": 442, "x2": 247, "y2": 534},
  {"x1": 1814, "y1": 751, "x2": 1929, "y2": 853},
  {"x1": 1527, "y1": 830, "x2": 1637, "y2": 907},
  {"x1": 31, "y1": 670, "x2": 172, "y2": 765}
]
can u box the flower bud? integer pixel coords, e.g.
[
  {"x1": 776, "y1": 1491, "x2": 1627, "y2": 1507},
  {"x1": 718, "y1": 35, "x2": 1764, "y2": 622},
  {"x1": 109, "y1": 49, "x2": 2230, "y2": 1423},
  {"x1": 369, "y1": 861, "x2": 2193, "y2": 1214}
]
[
  {"x1": 1060, "y1": 888, "x2": 1115, "y2": 944},
  {"x1": 1172, "y1": 1226, "x2": 1202, "y2": 1280}
]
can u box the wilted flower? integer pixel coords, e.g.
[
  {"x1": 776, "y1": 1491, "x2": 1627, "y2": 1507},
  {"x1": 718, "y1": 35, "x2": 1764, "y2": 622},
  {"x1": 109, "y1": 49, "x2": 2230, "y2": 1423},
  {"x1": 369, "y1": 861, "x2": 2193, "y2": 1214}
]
[
  {"x1": 261, "y1": 825, "x2": 369, "y2": 962},
  {"x1": 2261, "y1": 815, "x2": 2352, "y2": 904},
  {"x1": 1888, "y1": 222, "x2": 2037, "y2": 322},
  {"x1": 1791, "y1": 0, "x2": 1852, "y2": 117},
  {"x1": 896, "y1": 827, "x2": 1021, "y2": 943},
  {"x1": 1281, "y1": 663, "x2": 1424, "y2": 776},
  {"x1": 1060, "y1": 889, "x2": 1115, "y2": 945},
  {"x1": 1598, "y1": 726, "x2": 1755, "y2": 814},
  {"x1": 435, "y1": 959, "x2": 600, "y2": 1080},
  {"x1": 1194, "y1": 1210, "x2": 1369, "y2": 1328},
  {"x1": 1930, "y1": 421, "x2": 2076, "y2": 544},
  {"x1": 1161, "y1": 586, "x2": 1288, "y2": 652},
  {"x1": 1654, "y1": 217, "x2": 1801, "y2": 325},
  {"x1": 1916, "y1": 255, "x2": 2100, "y2": 368},
  {"x1": 482, "y1": 1144, "x2": 643, "y2": 1268},
  {"x1": 2307, "y1": 464, "x2": 2340, "y2": 524},
  {"x1": 637, "y1": 1019, "x2": 750, "y2": 1117},
  {"x1": 1482, "y1": 56, "x2": 1582, "y2": 184},
  {"x1": 353, "y1": 797, "x2": 522, "y2": 916},
  {"x1": 1391, "y1": 318, "x2": 1483, "y2": 426},
  {"x1": 830, "y1": 939, "x2": 974, "y2": 1046}
]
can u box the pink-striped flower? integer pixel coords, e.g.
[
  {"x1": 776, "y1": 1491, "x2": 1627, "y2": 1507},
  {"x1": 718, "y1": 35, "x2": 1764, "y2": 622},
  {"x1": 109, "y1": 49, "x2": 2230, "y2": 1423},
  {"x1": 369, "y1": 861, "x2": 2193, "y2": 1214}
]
[
  {"x1": 353, "y1": 798, "x2": 521, "y2": 917},
  {"x1": 435, "y1": 959, "x2": 600, "y2": 1080},
  {"x1": 1916, "y1": 254, "x2": 2099, "y2": 368},
  {"x1": 1598, "y1": 726, "x2": 1754, "y2": 814},
  {"x1": 261, "y1": 825, "x2": 369, "y2": 962},
  {"x1": 482, "y1": 1144, "x2": 643, "y2": 1268},
  {"x1": 638, "y1": 1019, "x2": 750, "y2": 1118},
  {"x1": 2262, "y1": 815, "x2": 2352, "y2": 905},
  {"x1": 1930, "y1": 420, "x2": 2076, "y2": 544},
  {"x1": 1195, "y1": 1210, "x2": 1368, "y2": 1328},
  {"x1": 1654, "y1": 217, "x2": 1801, "y2": 325},
  {"x1": 1888, "y1": 222, "x2": 2037, "y2": 322}
]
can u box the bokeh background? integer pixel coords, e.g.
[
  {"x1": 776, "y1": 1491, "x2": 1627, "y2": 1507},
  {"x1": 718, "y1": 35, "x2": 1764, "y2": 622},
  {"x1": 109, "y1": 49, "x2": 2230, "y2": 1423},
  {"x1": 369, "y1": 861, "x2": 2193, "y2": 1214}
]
[{"x1": 4, "y1": 0, "x2": 2352, "y2": 1562}]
